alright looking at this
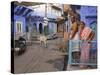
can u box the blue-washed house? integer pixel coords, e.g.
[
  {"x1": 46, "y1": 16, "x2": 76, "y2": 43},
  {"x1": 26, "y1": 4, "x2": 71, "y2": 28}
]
[
  {"x1": 28, "y1": 3, "x2": 63, "y2": 35},
  {"x1": 11, "y1": 2, "x2": 33, "y2": 40}
]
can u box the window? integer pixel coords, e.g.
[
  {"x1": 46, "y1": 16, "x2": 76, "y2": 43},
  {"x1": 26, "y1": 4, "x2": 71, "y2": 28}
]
[{"x1": 16, "y1": 21, "x2": 22, "y2": 33}]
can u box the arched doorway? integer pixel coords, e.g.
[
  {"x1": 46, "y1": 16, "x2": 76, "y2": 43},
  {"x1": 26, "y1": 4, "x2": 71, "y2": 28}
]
[
  {"x1": 39, "y1": 23, "x2": 43, "y2": 34},
  {"x1": 33, "y1": 23, "x2": 37, "y2": 33}
]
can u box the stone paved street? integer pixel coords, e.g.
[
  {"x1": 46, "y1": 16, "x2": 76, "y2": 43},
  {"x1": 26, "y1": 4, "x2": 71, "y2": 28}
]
[
  {"x1": 14, "y1": 38, "x2": 96, "y2": 74},
  {"x1": 14, "y1": 39, "x2": 66, "y2": 73}
]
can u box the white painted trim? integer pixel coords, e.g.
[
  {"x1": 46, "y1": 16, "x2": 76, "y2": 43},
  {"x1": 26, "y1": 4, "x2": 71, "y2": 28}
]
[{"x1": 15, "y1": 21, "x2": 23, "y2": 34}]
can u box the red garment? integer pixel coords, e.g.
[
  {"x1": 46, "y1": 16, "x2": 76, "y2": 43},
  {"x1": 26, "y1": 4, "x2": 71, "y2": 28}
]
[
  {"x1": 80, "y1": 42, "x2": 90, "y2": 64},
  {"x1": 80, "y1": 27, "x2": 94, "y2": 41},
  {"x1": 80, "y1": 27, "x2": 94, "y2": 65}
]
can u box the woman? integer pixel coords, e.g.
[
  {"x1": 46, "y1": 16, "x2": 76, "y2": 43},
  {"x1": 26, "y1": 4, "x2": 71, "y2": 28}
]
[{"x1": 80, "y1": 21, "x2": 94, "y2": 68}]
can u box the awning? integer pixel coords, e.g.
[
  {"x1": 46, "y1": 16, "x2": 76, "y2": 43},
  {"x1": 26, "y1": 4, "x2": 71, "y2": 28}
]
[{"x1": 11, "y1": 2, "x2": 33, "y2": 17}]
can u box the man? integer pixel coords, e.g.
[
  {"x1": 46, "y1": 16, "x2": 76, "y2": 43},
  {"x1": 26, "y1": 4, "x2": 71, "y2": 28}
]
[{"x1": 69, "y1": 11, "x2": 80, "y2": 63}]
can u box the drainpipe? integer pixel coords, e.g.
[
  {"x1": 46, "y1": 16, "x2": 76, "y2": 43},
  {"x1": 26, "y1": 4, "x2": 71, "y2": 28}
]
[
  {"x1": 63, "y1": 15, "x2": 69, "y2": 71},
  {"x1": 44, "y1": 3, "x2": 48, "y2": 35}
]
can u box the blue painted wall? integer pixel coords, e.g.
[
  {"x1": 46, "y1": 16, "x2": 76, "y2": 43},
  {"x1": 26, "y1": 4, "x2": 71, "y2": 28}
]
[
  {"x1": 80, "y1": 6, "x2": 97, "y2": 27},
  {"x1": 80, "y1": 5, "x2": 97, "y2": 40},
  {"x1": 14, "y1": 15, "x2": 26, "y2": 33},
  {"x1": 29, "y1": 17, "x2": 44, "y2": 33}
]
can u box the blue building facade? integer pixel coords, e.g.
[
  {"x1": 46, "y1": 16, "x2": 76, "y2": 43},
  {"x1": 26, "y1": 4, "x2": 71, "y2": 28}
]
[
  {"x1": 12, "y1": 2, "x2": 97, "y2": 39},
  {"x1": 80, "y1": 6, "x2": 97, "y2": 27},
  {"x1": 79, "y1": 5, "x2": 97, "y2": 41},
  {"x1": 13, "y1": 15, "x2": 26, "y2": 33},
  {"x1": 28, "y1": 4, "x2": 63, "y2": 35},
  {"x1": 11, "y1": 2, "x2": 33, "y2": 40}
]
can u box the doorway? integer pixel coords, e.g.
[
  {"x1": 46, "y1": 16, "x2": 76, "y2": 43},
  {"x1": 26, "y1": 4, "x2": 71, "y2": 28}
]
[{"x1": 39, "y1": 23, "x2": 43, "y2": 34}]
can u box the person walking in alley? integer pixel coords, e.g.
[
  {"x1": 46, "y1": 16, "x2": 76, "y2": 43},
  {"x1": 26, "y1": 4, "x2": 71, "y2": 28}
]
[{"x1": 79, "y1": 21, "x2": 95, "y2": 68}]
